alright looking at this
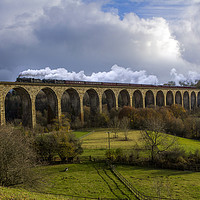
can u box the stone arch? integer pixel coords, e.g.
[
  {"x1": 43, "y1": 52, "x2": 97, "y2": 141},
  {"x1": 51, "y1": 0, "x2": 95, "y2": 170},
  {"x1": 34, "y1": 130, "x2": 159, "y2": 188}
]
[
  {"x1": 183, "y1": 91, "x2": 189, "y2": 110},
  {"x1": 102, "y1": 89, "x2": 116, "y2": 113},
  {"x1": 83, "y1": 89, "x2": 99, "y2": 116},
  {"x1": 5, "y1": 87, "x2": 32, "y2": 127},
  {"x1": 166, "y1": 91, "x2": 173, "y2": 106},
  {"x1": 145, "y1": 90, "x2": 154, "y2": 107},
  {"x1": 35, "y1": 87, "x2": 58, "y2": 124},
  {"x1": 156, "y1": 91, "x2": 164, "y2": 107},
  {"x1": 61, "y1": 88, "x2": 80, "y2": 121},
  {"x1": 118, "y1": 90, "x2": 130, "y2": 108},
  {"x1": 175, "y1": 91, "x2": 182, "y2": 105},
  {"x1": 133, "y1": 90, "x2": 143, "y2": 108},
  {"x1": 191, "y1": 91, "x2": 196, "y2": 110}
]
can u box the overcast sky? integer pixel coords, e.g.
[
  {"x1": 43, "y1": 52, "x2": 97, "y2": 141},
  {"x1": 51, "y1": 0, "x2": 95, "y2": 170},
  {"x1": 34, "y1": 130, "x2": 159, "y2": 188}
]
[{"x1": 1, "y1": 0, "x2": 200, "y2": 84}]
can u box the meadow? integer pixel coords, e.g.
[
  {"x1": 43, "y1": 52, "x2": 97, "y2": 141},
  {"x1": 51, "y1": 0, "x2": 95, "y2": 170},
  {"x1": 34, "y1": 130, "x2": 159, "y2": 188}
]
[
  {"x1": 81, "y1": 129, "x2": 200, "y2": 157},
  {"x1": 0, "y1": 186, "x2": 70, "y2": 200},
  {"x1": 1, "y1": 129, "x2": 200, "y2": 199},
  {"x1": 80, "y1": 129, "x2": 200, "y2": 199}
]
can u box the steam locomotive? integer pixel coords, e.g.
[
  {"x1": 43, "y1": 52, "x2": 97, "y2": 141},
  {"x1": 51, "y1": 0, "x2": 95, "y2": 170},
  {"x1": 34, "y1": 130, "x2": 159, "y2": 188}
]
[{"x1": 16, "y1": 77, "x2": 195, "y2": 89}]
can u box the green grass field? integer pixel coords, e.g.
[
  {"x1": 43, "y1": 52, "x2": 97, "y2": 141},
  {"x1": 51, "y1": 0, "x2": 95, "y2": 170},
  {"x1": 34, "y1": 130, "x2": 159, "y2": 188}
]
[
  {"x1": 72, "y1": 130, "x2": 91, "y2": 138},
  {"x1": 32, "y1": 163, "x2": 136, "y2": 199},
  {"x1": 0, "y1": 186, "x2": 70, "y2": 200},
  {"x1": 81, "y1": 129, "x2": 200, "y2": 155},
  {"x1": 80, "y1": 130, "x2": 200, "y2": 199},
  {"x1": 116, "y1": 165, "x2": 200, "y2": 200},
  {"x1": 2, "y1": 129, "x2": 200, "y2": 199}
]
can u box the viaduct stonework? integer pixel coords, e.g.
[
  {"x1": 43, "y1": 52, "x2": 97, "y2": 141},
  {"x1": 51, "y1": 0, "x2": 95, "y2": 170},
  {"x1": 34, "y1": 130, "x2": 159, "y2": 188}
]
[{"x1": 0, "y1": 81, "x2": 200, "y2": 128}]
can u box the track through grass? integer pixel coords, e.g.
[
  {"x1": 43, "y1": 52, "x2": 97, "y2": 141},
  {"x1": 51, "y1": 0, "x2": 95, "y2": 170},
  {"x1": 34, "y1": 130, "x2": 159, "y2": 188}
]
[
  {"x1": 93, "y1": 163, "x2": 136, "y2": 199},
  {"x1": 2, "y1": 129, "x2": 200, "y2": 199}
]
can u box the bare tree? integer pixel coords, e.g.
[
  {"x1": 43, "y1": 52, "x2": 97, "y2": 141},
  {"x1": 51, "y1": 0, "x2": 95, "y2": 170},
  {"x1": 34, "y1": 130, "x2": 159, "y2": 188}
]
[
  {"x1": 120, "y1": 117, "x2": 130, "y2": 141},
  {"x1": 141, "y1": 118, "x2": 177, "y2": 163},
  {"x1": 109, "y1": 116, "x2": 120, "y2": 138}
]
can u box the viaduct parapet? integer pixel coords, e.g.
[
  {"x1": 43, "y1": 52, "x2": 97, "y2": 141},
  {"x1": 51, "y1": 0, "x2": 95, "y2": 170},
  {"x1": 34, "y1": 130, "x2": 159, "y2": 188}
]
[{"x1": 0, "y1": 81, "x2": 199, "y2": 128}]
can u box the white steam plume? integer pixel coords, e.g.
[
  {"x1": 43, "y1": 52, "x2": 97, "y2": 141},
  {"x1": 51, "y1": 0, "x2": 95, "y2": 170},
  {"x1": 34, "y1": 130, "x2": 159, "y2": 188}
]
[
  {"x1": 19, "y1": 64, "x2": 159, "y2": 85},
  {"x1": 170, "y1": 68, "x2": 200, "y2": 85}
]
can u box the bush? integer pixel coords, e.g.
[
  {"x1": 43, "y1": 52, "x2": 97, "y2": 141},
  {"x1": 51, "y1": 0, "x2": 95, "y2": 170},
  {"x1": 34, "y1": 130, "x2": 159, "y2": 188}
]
[
  {"x1": 55, "y1": 131, "x2": 83, "y2": 162},
  {"x1": 0, "y1": 125, "x2": 36, "y2": 186},
  {"x1": 35, "y1": 133, "x2": 57, "y2": 162},
  {"x1": 35, "y1": 131, "x2": 83, "y2": 163}
]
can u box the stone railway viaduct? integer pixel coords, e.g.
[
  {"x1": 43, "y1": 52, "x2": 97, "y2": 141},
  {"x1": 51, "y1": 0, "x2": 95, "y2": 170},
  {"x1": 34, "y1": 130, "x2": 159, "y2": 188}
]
[{"x1": 0, "y1": 81, "x2": 200, "y2": 128}]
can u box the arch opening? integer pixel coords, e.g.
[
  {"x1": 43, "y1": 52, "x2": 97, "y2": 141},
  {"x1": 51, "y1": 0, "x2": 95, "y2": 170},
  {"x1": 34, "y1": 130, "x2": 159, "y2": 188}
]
[
  {"x1": 183, "y1": 91, "x2": 189, "y2": 110},
  {"x1": 166, "y1": 91, "x2": 173, "y2": 106},
  {"x1": 35, "y1": 87, "x2": 58, "y2": 126},
  {"x1": 83, "y1": 89, "x2": 99, "y2": 118},
  {"x1": 175, "y1": 91, "x2": 182, "y2": 105},
  {"x1": 5, "y1": 87, "x2": 32, "y2": 127},
  {"x1": 156, "y1": 91, "x2": 164, "y2": 107},
  {"x1": 133, "y1": 90, "x2": 143, "y2": 108},
  {"x1": 61, "y1": 88, "x2": 80, "y2": 122},
  {"x1": 198, "y1": 92, "x2": 200, "y2": 107},
  {"x1": 191, "y1": 91, "x2": 196, "y2": 110},
  {"x1": 145, "y1": 90, "x2": 154, "y2": 108},
  {"x1": 118, "y1": 90, "x2": 130, "y2": 108},
  {"x1": 102, "y1": 89, "x2": 116, "y2": 114}
]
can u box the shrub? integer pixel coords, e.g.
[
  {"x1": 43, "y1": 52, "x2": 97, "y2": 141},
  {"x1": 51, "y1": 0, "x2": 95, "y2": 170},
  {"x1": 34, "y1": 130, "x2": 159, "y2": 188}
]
[
  {"x1": 0, "y1": 125, "x2": 36, "y2": 186},
  {"x1": 55, "y1": 132, "x2": 83, "y2": 162},
  {"x1": 34, "y1": 133, "x2": 57, "y2": 162},
  {"x1": 35, "y1": 131, "x2": 83, "y2": 163}
]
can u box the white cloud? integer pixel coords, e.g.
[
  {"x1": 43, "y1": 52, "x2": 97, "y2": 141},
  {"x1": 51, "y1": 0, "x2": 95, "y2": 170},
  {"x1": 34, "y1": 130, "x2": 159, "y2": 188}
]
[
  {"x1": 19, "y1": 65, "x2": 158, "y2": 85},
  {"x1": 0, "y1": 0, "x2": 200, "y2": 83},
  {"x1": 170, "y1": 3, "x2": 200, "y2": 65},
  {"x1": 170, "y1": 68, "x2": 200, "y2": 85}
]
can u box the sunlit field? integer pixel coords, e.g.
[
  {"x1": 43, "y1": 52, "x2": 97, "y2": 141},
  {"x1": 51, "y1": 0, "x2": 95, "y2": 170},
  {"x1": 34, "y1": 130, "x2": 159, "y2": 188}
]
[
  {"x1": 117, "y1": 165, "x2": 200, "y2": 200},
  {"x1": 2, "y1": 129, "x2": 200, "y2": 199},
  {"x1": 82, "y1": 130, "x2": 141, "y2": 149},
  {"x1": 81, "y1": 129, "x2": 200, "y2": 155},
  {"x1": 0, "y1": 186, "x2": 70, "y2": 200}
]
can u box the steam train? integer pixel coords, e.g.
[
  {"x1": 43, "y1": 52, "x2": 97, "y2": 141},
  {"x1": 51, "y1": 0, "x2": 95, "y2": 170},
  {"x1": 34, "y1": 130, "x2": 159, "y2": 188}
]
[{"x1": 16, "y1": 77, "x2": 196, "y2": 89}]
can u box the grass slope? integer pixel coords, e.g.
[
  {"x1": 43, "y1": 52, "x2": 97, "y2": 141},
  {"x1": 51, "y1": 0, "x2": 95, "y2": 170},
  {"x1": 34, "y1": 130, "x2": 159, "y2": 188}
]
[
  {"x1": 117, "y1": 165, "x2": 200, "y2": 200},
  {"x1": 0, "y1": 186, "x2": 70, "y2": 200},
  {"x1": 81, "y1": 130, "x2": 200, "y2": 199},
  {"x1": 33, "y1": 163, "x2": 136, "y2": 199},
  {"x1": 2, "y1": 129, "x2": 200, "y2": 199},
  {"x1": 72, "y1": 130, "x2": 91, "y2": 138},
  {"x1": 81, "y1": 129, "x2": 200, "y2": 157}
]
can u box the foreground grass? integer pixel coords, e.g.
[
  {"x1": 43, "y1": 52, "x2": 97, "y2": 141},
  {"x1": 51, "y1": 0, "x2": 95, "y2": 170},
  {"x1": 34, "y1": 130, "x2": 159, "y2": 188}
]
[
  {"x1": 6, "y1": 162, "x2": 200, "y2": 200},
  {"x1": 0, "y1": 186, "x2": 70, "y2": 200},
  {"x1": 80, "y1": 130, "x2": 200, "y2": 199},
  {"x1": 2, "y1": 129, "x2": 200, "y2": 199},
  {"x1": 116, "y1": 165, "x2": 200, "y2": 200},
  {"x1": 32, "y1": 163, "x2": 135, "y2": 199}
]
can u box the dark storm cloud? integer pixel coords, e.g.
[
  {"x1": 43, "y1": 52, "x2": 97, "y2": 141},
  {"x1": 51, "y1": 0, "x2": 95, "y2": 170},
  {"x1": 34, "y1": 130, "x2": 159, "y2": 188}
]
[{"x1": 0, "y1": 0, "x2": 200, "y2": 83}]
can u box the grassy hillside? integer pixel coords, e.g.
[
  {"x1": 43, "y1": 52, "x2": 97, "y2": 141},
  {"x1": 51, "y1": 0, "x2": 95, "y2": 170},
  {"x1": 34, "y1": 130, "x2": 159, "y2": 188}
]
[
  {"x1": 80, "y1": 130, "x2": 200, "y2": 199},
  {"x1": 3, "y1": 162, "x2": 200, "y2": 200},
  {"x1": 1, "y1": 129, "x2": 200, "y2": 199},
  {"x1": 81, "y1": 129, "x2": 200, "y2": 156},
  {"x1": 33, "y1": 163, "x2": 136, "y2": 199},
  {"x1": 117, "y1": 165, "x2": 200, "y2": 200},
  {"x1": 0, "y1": 186, "x2": 70, "y2": 200}
]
